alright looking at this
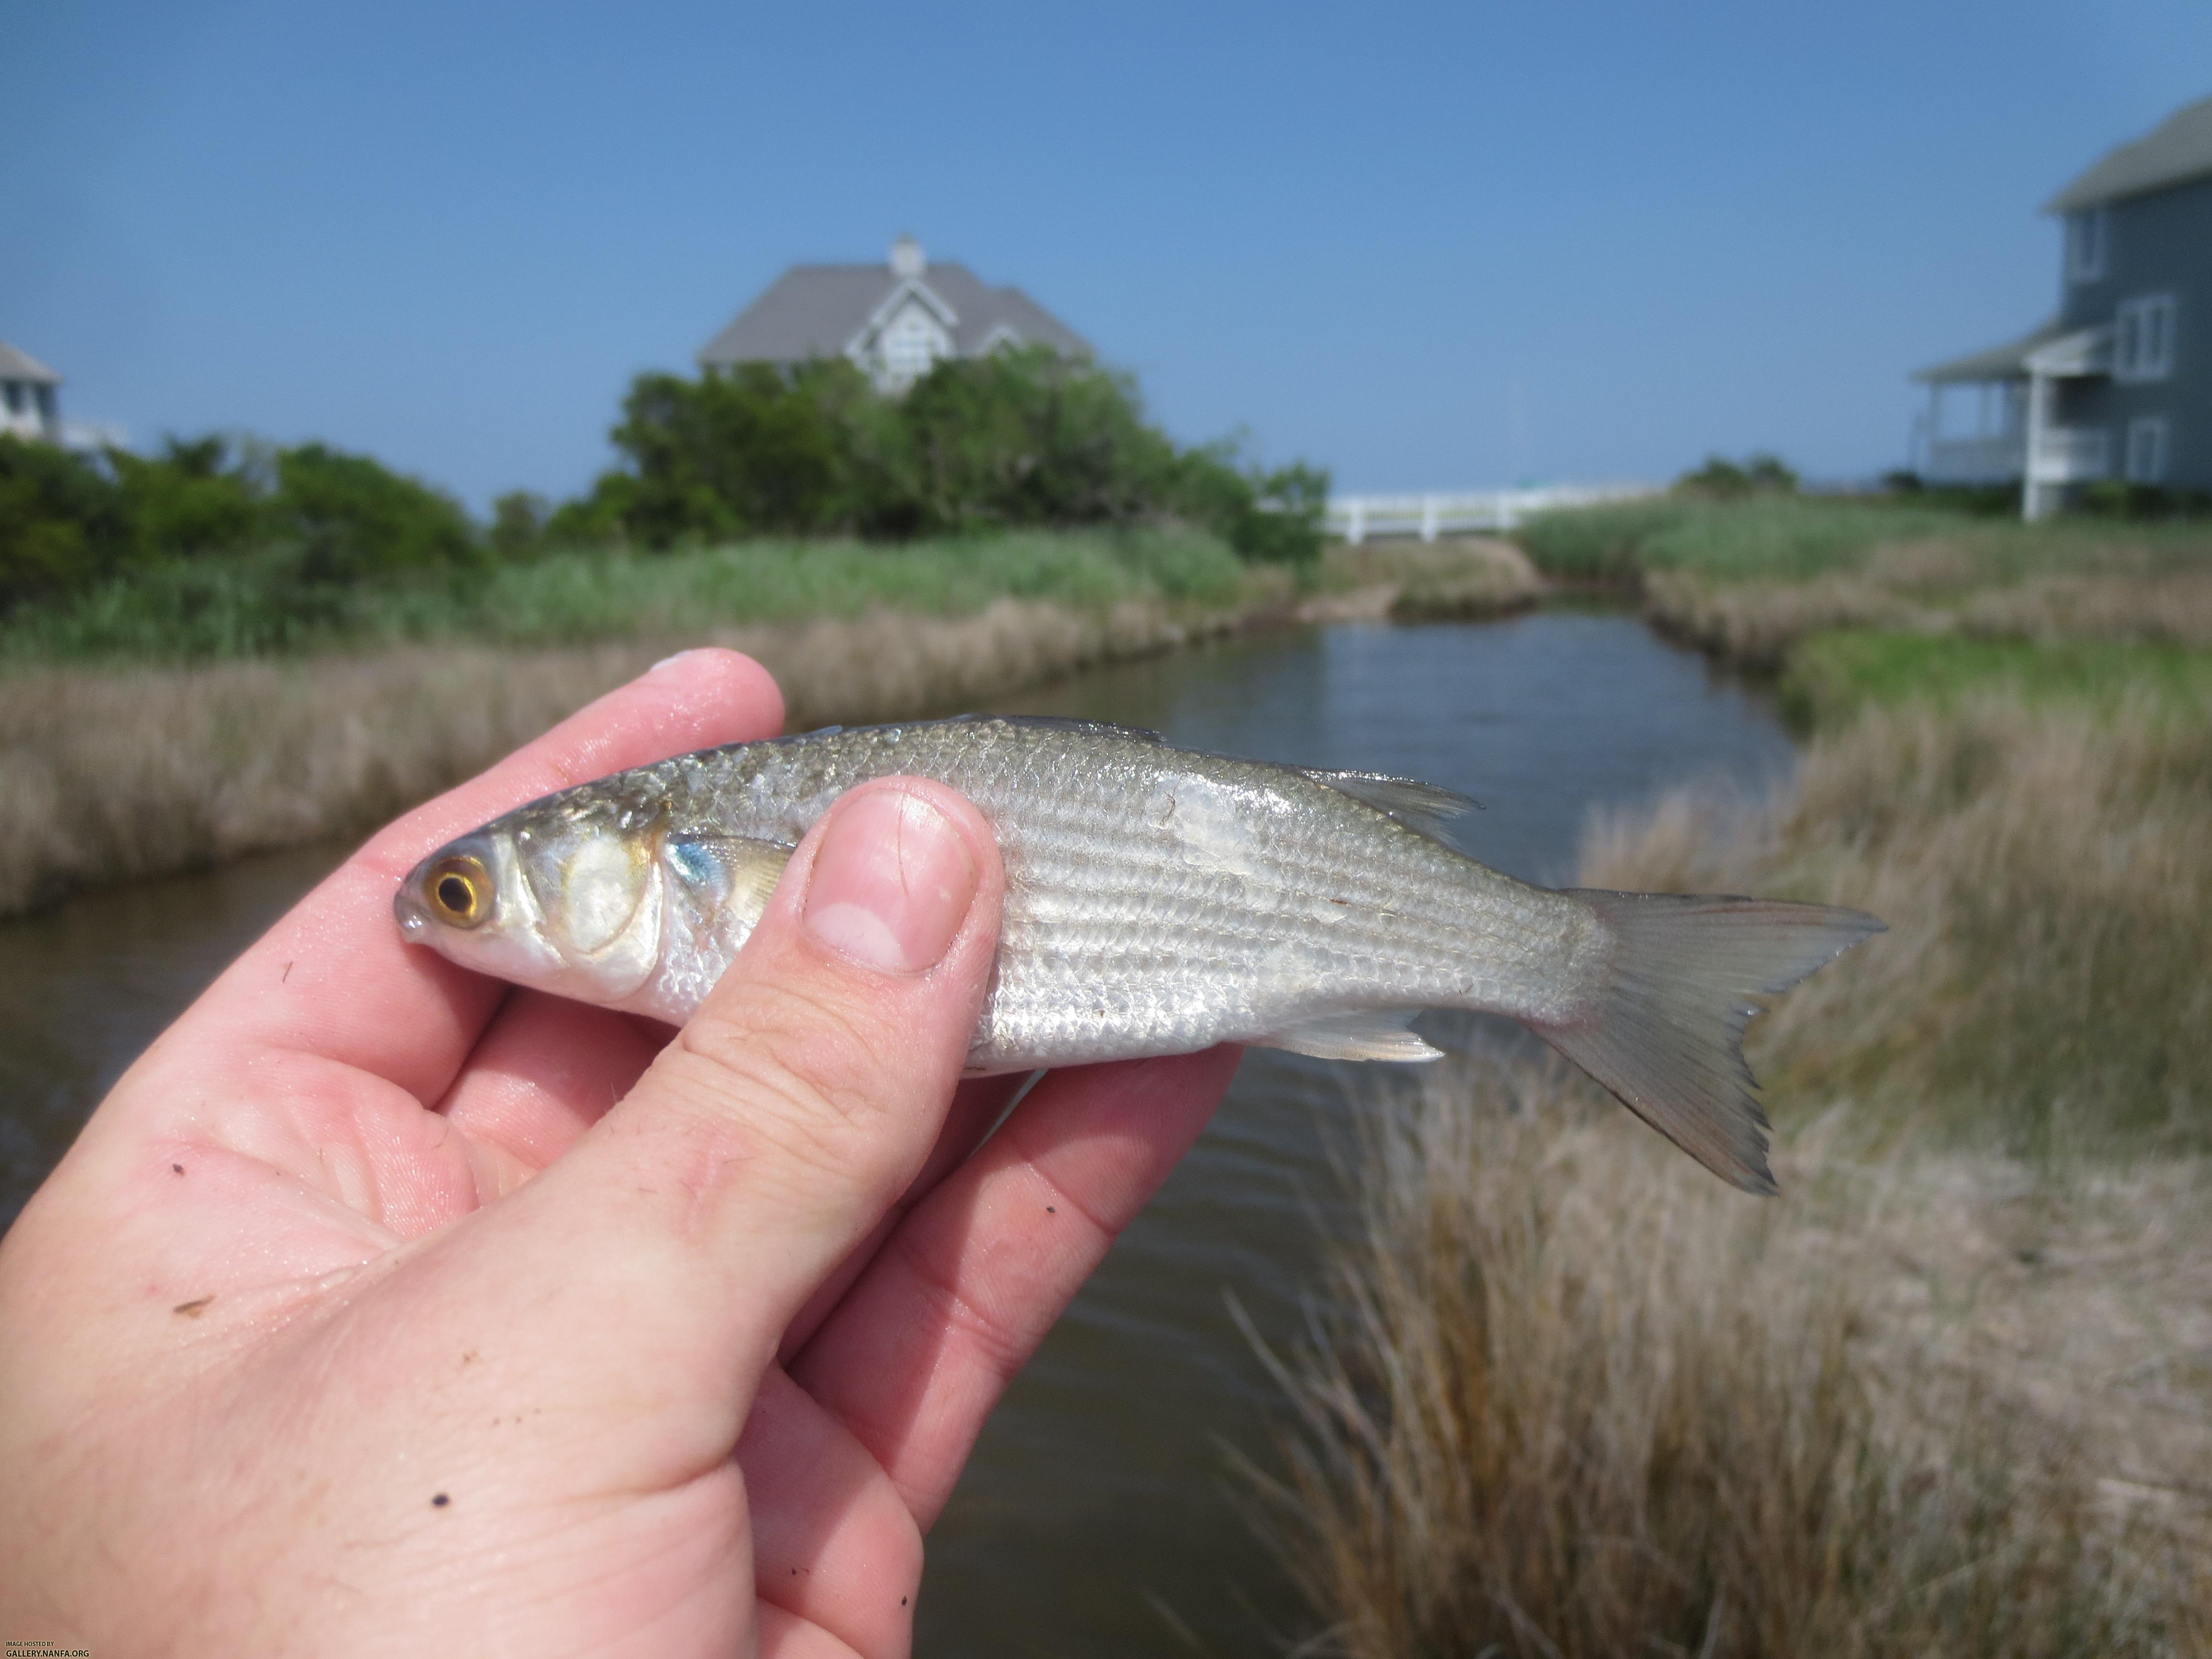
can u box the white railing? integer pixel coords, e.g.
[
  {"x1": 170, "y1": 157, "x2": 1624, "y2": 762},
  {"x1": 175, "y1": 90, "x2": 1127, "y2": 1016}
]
[
  {"x1": 2029, "y1": 426, "x2": 2110, "y2": 484},
  {"x1": 1327, "y1": 482, "x2": 1658, "y2": 544},
  {"x1": 1923, "y1": 434, "x2": 2025, "y2": 486}
]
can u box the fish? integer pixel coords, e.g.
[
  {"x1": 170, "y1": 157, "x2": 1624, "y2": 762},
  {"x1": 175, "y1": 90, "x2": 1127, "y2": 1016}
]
[{"x1": 395, "y1": 716, "x2": 1882, "y2": 1193}]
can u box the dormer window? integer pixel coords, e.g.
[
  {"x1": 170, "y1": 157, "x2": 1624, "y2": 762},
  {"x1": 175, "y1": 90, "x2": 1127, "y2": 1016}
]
[
  {"x1": 878, "y1": 303, "x2": 948, "y2": 388},
  {"x1": 2114, "y1": 293, "x2": 2177, "y2": 381},
  {"x1": 2066, "y1": 208, "x2": 2108, "y2": 283}
]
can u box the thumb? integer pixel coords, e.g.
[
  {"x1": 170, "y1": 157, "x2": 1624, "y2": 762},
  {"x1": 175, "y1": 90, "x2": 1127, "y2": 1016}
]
[{"x1": 432, "y1": 776, "x2": 1003, "y2": 1421}]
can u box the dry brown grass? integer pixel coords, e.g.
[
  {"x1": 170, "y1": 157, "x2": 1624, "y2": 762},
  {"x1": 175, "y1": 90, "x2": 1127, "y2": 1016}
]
[
  {"x1": 1260, "y1": 698, "x2": 2212, "y2": 1655},
  {"x1": 1257, "y1": 1059, "x2": 2210, "y2": 1658},
  {"x1": 1643, "y1": 543, "x2": 2212, "y2": 669},
  {"x1": 0, "y1": 595, "x2": 1256, "y2": 915},
  {"x1": 1316, "y1": 538, "x2": 1544, "y2": 622},
  {"x1": 1583, "y1": 697, "x2": 2212, "y2": 1154}
]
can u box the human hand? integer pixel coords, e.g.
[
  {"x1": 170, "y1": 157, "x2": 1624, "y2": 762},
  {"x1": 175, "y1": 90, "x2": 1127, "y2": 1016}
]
[{"x1": 0, "y1": 649, "x2": 1239, "y2": 1657}]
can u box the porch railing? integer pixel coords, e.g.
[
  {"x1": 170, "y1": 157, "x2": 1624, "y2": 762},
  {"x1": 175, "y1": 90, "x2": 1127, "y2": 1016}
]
[
  {"x1": 2029, "y1": 427, "x2": 2110, "y2": 483},
  {"x1": 1923, "y1": 434, "x2": 2024, "y2": 486}
]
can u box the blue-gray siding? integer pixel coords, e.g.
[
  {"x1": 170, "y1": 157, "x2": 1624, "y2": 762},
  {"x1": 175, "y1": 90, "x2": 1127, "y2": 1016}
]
[{"x1": 2056, "y1": 176, "x2": 2212, "y2": 491}]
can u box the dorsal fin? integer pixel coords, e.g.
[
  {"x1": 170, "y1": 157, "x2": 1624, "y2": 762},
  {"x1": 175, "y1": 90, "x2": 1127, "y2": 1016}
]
[
  {"x1": 1305, "y1": 769, "x2": 1482, "y2": 840},
  {"x1": 979, "y1": 714, "x2": 1167, "y2": 744}
]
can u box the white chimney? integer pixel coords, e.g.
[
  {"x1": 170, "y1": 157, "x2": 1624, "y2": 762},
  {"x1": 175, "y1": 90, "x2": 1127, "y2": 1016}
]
[{"x1": 889, "y1": 234, "x2": 926, "y2": 279}]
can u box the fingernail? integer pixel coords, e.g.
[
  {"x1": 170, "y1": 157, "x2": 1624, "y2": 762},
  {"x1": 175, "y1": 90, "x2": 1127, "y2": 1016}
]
[
  {"x1": 650, "y1": 649, "x2": 699, "y2": 673},
  {"x1": 804, "y1": 790, "x2": 978, "y2": 974}
]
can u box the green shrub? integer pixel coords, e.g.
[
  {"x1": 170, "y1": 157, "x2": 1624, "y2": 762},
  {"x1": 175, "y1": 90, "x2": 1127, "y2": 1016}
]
[
  {"x1": 269, "y1": 443, "x2": 481, "y2": 582},
  {"x1": 0, "y1": 352, "x2": 1324, "y2": 653},
  {"x1": 489, "y1": 491, "x2": 553, "y2": 561},
  {"x1": 0, "y1": 435, "x2": 135, "y2": 609},
  {"x1": 0, "y1": 434, "x2": 488, "y2": 617},
  {"x1": 601, "y1": 359, "x2": 902, "y2": 543},
  {"x1": 572, "y1": 348, "x2": 1326, "y2": 556},
  {"x1": 2078, "y1": 479, "x2": 2212, "y2": 521},
  {"x1": 1675, "y1": 450, "x2": 1798, "y2": 497},
  {"x1": 109, "y1": 437, "x2": 264, "y2": 561}
]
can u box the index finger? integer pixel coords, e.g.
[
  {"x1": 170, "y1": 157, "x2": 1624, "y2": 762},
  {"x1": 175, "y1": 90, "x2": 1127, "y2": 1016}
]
[{"x1": 152, "y1": 649, "x2": 783, "y2": 1106}]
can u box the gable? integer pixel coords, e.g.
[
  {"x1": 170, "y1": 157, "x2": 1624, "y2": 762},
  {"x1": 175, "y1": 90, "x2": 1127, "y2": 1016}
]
[{"x1": 696, "y1": 252, "x2": 1092, "y2": 372}]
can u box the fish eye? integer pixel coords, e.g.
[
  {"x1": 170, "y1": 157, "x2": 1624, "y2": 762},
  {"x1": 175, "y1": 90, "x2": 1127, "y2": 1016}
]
[{"x1": 426, "y1": 855, "x2": 492, "y2": 929}]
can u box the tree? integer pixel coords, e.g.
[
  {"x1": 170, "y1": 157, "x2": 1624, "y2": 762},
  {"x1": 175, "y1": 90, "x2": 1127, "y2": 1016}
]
[
  {"x1": 268, "y1": 444, "x2": 481, "y2": 581},
  {"x1": 0, "y1": 436, "x2": 133, "y2": 610},
  {"x1": 1676, "y1": 452, "x2": 1798, "y2": 498},
  {"x1": 108, "y1": 436, "x2": 263, "y2": 561}
]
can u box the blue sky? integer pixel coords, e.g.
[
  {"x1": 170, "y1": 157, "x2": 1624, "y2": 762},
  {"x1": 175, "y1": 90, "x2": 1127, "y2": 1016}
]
[{"x1": 7, "y1": 0, "x2": 2209, "y2": 508}]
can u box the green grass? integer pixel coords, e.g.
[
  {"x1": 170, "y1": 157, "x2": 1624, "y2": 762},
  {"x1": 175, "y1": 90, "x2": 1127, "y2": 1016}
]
[
  {"x1": 1518, "y1": 495, "x2": 2212, "y2": 586},
  {"x1": 1782, "y1": 630, "x2": 2212, "y2": 727},
  {"x1": 0, "y1": 526, "x2": 1252, "y2": 663}
]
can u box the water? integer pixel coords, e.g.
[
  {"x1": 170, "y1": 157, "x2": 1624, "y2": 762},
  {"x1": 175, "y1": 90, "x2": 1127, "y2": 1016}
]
[{"x1": 0, "y1": 612, "x2": 1794, "y2": 1654}]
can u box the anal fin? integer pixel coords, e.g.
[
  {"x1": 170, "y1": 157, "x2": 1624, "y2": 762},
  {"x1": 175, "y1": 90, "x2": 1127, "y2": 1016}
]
[{"x1": 1256, "y1": 1008, "x2": 1444, "y2": 1063}]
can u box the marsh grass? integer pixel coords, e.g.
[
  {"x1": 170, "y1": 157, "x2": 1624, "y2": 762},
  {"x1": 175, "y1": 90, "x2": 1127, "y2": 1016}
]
[
  {"x1": 1257, "y1": 1058, "x2": 2209, "y2": 1659},
  {"x1": 1261, "y1": 697, "x2": 2212, "y2": 1655},
  {"x1": 1781, "y1": 630, "x2": 2212, "y2": 725},
  {"x1": 1314, "y1": 538, "x2": 1543, "y2": 620},
  {"x1": 0, "y1": 526, "x2": 1251, "y2": 663},
  {"x1": 1644, "y1": 565, "x2": 2212, "y2": 674},
  {"x1": 0, "y1": 593, "x2": 1266, "y2": 914},
  {"x1": 1519, "y1": 496, "x2": 2212, "y2": 589},
  {"x1": 1583, "y1": 697, "x2": 2212, "y2": 1157}
]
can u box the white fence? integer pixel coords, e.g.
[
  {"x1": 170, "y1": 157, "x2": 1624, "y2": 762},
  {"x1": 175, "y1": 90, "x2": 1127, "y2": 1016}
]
[{"x1": 1327, "y1": 482, "x2": 1658, "y2": 544}]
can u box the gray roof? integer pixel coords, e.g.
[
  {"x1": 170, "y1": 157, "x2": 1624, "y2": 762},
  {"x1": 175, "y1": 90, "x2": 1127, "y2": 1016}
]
[
  {"x1": 2046, "y1": 94, "x2": 2212, "y2": 213},
  {"x1": 1912, "y1": 318, "x2": 2067, "y2": 383},
  {"x1": 0, "y1": 339, "x2": 61, "y2": 384},
  {"x1": 697, "y1": 255, "x2": 1091, "y2": 368}
]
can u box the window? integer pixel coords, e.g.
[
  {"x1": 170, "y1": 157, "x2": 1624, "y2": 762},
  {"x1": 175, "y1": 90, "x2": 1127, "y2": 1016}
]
[
  {"x1": 2114, "y1": 294, "x2": 2177, "y2": 381},
  {"x1": 2067, "y1": 209, "x2": 2108, "y2": 282},
  {"x1": 2125, "y1": 416, "x2": 2171, "y2": 484},
  {"x1": 878, "y1": 304, "x2": 947, "y2": 387},
  {"x1": 1, "y1": 381, "x2": 20, "y2": 416}
]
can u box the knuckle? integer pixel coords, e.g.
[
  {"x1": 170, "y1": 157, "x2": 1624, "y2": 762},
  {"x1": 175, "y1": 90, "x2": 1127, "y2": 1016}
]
[{"x1": 887, "y1": 1222, "x2": 1032, "y2": 1385}]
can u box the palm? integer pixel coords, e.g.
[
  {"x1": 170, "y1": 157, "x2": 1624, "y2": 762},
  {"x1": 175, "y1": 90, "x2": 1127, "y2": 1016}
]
[{"x1": 0, "y1": 651, "x2": 1237, "y2": 1658}]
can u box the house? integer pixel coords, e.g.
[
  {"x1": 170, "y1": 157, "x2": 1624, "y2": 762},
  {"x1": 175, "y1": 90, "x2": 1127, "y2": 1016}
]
[
  {"x1": 0, "y1": 339, "x2": 63, "y2": 445},
  {"x1": 697, "y1": 236, "x2": 1092, "y2": 394},
  {"x1": 1912, "y1": 95, "x2": 2212, "y2": 518}
]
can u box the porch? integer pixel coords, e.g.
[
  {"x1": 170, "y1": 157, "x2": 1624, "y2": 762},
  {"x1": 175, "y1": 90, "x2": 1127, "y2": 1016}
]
[{"x1": 1911, "y1": 321, "x2": 2114, "y2": 517}]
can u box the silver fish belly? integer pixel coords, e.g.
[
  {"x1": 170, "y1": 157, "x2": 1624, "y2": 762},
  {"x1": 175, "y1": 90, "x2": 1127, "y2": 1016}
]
[{"x1": 397, "y1": 717, "x2": 1882, "y2": 1192}]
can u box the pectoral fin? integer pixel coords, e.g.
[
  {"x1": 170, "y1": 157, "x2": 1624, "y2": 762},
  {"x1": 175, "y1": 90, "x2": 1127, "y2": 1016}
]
[
  {"x1": 1256, "y1": 1008, "x2": 1444, "y2": 1062},
  {"x1": 663, "y1": 834, "x2": 793, "y2": 943}
]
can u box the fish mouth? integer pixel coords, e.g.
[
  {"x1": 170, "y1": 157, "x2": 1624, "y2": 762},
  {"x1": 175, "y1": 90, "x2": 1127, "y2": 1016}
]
[{"x1": 394, "y1": 871, "x2": 433, "y2": 940}]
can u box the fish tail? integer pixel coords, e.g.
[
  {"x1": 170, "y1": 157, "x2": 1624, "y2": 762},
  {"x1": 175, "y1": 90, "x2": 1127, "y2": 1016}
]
[{"x1": 1529, "y1": 890, "x2": 1884, "y2": 1194}]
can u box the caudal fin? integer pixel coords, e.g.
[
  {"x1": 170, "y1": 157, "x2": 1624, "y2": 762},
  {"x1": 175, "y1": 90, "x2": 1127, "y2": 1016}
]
[{"x1": 1531, "y1": 890, "x2": 1884, "y2": 1195}]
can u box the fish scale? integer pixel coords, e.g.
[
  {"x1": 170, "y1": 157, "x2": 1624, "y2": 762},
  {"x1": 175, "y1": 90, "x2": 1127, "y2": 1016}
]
[
  {"x1": 397, "y1": 715, "x2": 1883, "y2": 1193},
  {"x1": 659, "y1": 721, "x2": 1526, "y2": 1066}
]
